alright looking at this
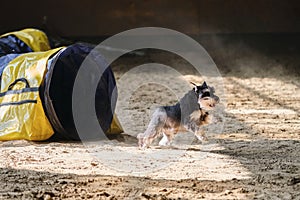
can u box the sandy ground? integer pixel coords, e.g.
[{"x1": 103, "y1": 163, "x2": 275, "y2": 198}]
[{"x1": 0, "y1": 34, "x2": 299, "y2": 199}]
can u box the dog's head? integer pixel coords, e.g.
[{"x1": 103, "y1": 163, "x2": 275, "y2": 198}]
[{"x1": 192, "y1": 81, "x2": 219, "y2": 110}]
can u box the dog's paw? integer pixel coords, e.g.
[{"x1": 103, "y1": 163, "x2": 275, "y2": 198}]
[
  {"x1": 137, "y1": 133, "x2": 145, "y2": 148},
  {"x1": 158, "y1": 133, "x2": 171, "y2": 146},
  {"x1": 137, "y1": 133, "x2": 151, "y2": 149},
  {"x1": 195, "y1": 134, "x2": 208, "y2": 142}
]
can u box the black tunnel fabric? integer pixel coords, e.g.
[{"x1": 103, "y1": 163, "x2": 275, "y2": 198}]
[
  {"x1": 0, "y1": 35, "x2": 32, "y2": 56},
  {"x1": 0, "y1": 28, "x2": 121, "y2": 141},
  {"x1": 43, "y1": 43, "x2": 117, "y2": 140}
]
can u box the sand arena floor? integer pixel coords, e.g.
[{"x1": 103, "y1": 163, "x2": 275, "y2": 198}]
[{"x1": 0, "y1": 34, "x2": 299, "y2": 199}]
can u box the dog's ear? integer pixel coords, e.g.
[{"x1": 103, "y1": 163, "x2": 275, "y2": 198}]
[
  {"x1": 202, "y1": 81, "x2": 208, "y2": 88},
  {"x1": 190, "y1": 82, "x2": 199, "y2": 93}
]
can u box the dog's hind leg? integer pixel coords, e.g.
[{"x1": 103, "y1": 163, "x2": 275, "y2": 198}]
[
  {"x1": 137, "y1": 108, "x2": 167, "y2": 148},
  {"x1": 159, "y1": 133, "x2": 171, "y2": 146},
  {"x1": 137, "y1": 123, "x2": 162, "y2": 148}
]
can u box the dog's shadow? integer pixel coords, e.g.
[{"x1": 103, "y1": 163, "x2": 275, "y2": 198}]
[
  {"x1": 113, "y1": 133, "x2": 214, "y2": 152},
  {"x1": 150, "y1": 144, "x2": 212, "y2": 152}
]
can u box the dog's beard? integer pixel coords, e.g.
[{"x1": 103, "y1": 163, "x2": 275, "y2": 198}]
[{"x1": 198, "y1": 97, "x2": 218, "y2": 110}]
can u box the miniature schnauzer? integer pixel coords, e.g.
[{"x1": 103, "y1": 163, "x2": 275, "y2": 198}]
[{"x1": 137, "y1": 81, "x2": 220, "y2": 148}]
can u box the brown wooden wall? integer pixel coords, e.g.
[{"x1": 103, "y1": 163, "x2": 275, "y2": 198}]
[{"x1": 0, "y1": 0, "x2": 299, "y2": 36}]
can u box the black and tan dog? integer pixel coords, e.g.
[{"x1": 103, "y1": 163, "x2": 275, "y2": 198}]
[{"x1": 137, "y1": 82, "x2": 219, "y2": 148}]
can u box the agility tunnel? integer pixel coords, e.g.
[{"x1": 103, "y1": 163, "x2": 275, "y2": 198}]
[{"x1": 0, "y1": 28, "x2": 122, "y2": 141}]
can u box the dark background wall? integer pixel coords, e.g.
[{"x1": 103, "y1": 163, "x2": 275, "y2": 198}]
[{"x1": 0, "y1": 0, "x2": 299, "y2": 36}]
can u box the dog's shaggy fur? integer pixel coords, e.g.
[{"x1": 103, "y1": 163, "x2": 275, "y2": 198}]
[{"x1": 137, "y1": 82, "x2": 219, "y2": 148}]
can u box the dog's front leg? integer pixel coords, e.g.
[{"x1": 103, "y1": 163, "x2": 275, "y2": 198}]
[
  {"x1": 186, "y1": 123, "x2": 208, "y2": 143},
  {"x1": 195, "y1": 128, "x2": 208, "y2": 142}
]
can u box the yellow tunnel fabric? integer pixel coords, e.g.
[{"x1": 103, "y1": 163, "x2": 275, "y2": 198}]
[
  {"x1": 0, "y1": 48, "x2": 62, "y2": 140},
  {"x1": 0, "y1": 28, "x2": 123, "y2": 140},
  {"x1": 1, "y1": 28, "x2": 51, "y2": 52}
]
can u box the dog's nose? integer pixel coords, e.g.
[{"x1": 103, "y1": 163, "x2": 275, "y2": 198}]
[{"x1": 214, "y1": 96, "x2": 220, "y2": 103}]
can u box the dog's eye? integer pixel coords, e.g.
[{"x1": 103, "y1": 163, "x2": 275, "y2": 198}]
[
  {"x1": 202, "y1": 97, "x2": 210, "y2": 100},
  {"x1": 201, "y1": 92, "x2": 210, "y2": 98}
]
